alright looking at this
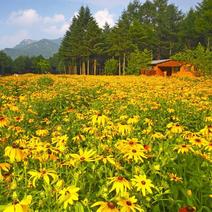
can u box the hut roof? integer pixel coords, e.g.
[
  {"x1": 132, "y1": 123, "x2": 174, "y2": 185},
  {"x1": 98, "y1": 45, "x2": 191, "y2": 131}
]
[
  {"x1": 150, "y1": 59, "x2": 183, "y2": 67},
  {"x1": 150, "y1": 59, "x2": 171, "y2": 65}
]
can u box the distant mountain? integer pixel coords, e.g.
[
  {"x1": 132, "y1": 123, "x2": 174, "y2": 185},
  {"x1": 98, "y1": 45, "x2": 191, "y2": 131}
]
[{"x1": 3, "y1": 38, "x2": 62, "y2": 59}]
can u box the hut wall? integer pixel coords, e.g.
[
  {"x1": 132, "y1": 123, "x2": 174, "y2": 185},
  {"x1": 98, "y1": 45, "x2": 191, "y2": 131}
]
[{"x1": 153, "y1": 66, "x2": 164, "y2": 76}]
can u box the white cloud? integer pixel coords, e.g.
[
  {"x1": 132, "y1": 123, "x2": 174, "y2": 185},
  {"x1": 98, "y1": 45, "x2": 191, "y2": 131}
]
[
  {"x1": 94, "y1": 9, "x2": 115, "y2": 28},
  {"x1": 0, "y1": 30, "x2": 29, "y2": 49},
  {"x1": 8, "y1": 9, "x2": 40, "y2": 26},
  {"x1": 7, "y1": 9, "x2": 71, "y2": 38}
]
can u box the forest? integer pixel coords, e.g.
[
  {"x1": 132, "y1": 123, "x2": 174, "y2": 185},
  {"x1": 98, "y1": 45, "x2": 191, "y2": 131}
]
[{"x1": 0, "y1": 0, "x2": 211, "y2": 76}]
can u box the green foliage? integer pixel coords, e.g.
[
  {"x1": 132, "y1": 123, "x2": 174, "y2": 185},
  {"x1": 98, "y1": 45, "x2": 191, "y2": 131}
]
[
  {"x1": 0, "y1": 51, "x2": 13, "y2": 74},
  {"x1": 104, "y1": 59, "x2": 118, "y2": 75},
  {"x1": 36, "y1": 59, "x2": 51, "y2": 74},
  {"x1": 127, "y1": 49, "x2": 152, "y2": 75},
  {"x1": 172, "y1": 44, "x2": 212, "y2": 76},
  {"x1": 36, "y1": 77, "x2": 54, "y2": 90}
]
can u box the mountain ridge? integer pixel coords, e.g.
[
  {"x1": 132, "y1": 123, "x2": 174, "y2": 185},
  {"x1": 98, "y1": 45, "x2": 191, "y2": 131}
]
[{"x1": 3, "y1": 38, "x2": 62, "y2": 59}]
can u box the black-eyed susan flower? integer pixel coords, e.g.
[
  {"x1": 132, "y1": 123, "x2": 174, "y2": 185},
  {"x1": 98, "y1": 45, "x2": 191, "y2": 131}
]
[
  {"x1": 123, "y1": 147, "x2": 147, "y2": 163},
  {"x1": 205, "y1": 142, "x2": 212, "y2": 151},
  {"x1": 117, "y1": 124, "x2": 132, "y2": 136},
  {"x1": 91, "y1": 201, "x2": 119, "y2": 212},
  {"x1": 0, "y1": 163, "x2": 11, "y2": 172},
  {"x1": 189, "y1": 136, "x2": 206, "y2": 147},
  {"x1": 4, "y1": 144, "x2": 26, "y2": 163},
  {"x1": 109, "y1": 176, "x2": 131, "y2": 196},
  {"x1": 72, "y1": 134, "x2": 86, "y2": 142},
  {"x1": 131, "y1": 175, "x2": 154, "y2": 196},
  {"x1": 3, "y1": 194, "x2": 32, "y2": 212},
  {"x1": 97, "y1": 154, "x2": 116, "y2": 165},
  {"x1": 168, "y1": 173, "x2": 183, "y2": 182},
  {"x1": 91, "y1": 114, "x2": 109, "y2": 126},
  {"x1": 57, "y1": 185, "x2": 79, "y2": 209},
  {"x1": 70, "y1": 148, "x2": 96, "y2": 162},
  {"x1": 174, "y1": 144, "x2": 193, "y2": 154},
  {"x1": 117, "y1": 194, "x2": 144, "y2": 212},
  {"x1": 28, "y1": 168, "x2": 58, "y2": 187},
  {"x1": 0, "y1": 116, "x2": 8, "y2": 128},
  {"x1": 167, "y1": 123, "x2": 183, "y2": 134},
  {"x1": 35, "y1": 129, "x2": 49, "y2": 137},
  {"x1": 127, "y1": 116, "x2": 140, "y2": 125}
]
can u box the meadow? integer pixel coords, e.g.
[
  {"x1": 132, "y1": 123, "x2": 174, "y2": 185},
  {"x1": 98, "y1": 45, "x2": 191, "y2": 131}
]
[{"x1": 0, "y1": 74, "x2": 211, "y2": 212}]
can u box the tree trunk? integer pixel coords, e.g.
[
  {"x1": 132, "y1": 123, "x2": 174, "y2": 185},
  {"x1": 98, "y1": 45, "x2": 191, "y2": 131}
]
[
  {"x1": 82, "y1": 61, "x2": 86, "y2": 75},
  {"x1": 94, "y1": 59, "x2": 97, "y2": 75},
  {"x1": 80, "y1": 60, "x2": 82, "y2": 75},
  {"x1": 87, "y1": 59, "x2": 90, "y2": 75},
  {"x1": 207, "y1": 37, "x2": 210, "y2": 50},
  {"x1": 123, "y1": 53, "x2": 126, "y2": 75},
  {"x1": 74, "y1": 64, "x2": 77, "y2": 74},
  {"x1": 118, "y1": 56, "x2": 121, "y2": 76}
]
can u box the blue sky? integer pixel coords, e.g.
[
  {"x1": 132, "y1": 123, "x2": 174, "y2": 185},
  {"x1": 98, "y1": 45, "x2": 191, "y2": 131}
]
[{"x1": 0, "y1": 0, "x2": 202, "y2": 50}]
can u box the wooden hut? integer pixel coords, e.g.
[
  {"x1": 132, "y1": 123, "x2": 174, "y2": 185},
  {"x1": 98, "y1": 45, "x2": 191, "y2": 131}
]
[{"x1": 141, "y1": 59, "x2": 196, "y2": 77}]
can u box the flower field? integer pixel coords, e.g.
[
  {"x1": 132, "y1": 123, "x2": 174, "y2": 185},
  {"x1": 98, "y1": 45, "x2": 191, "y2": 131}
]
[{"x1": 0, "y1": 74, "x2": 211, "y2": 212}]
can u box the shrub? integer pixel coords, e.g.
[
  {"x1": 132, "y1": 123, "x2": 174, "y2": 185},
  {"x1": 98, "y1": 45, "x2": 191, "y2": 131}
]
[
  {"x1": 126, "y1": 49, "x2": 152, "y2": 75},
  {"x1": 172, "y1": 44, "x2": 212, "y2": 76},
  {"x1": 104, "y1": 59, "x2": 118, "y2": 75}
]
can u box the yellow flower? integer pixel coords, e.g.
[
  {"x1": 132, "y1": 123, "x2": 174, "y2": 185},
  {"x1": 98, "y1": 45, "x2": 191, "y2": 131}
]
[
  {"x1": 117, "y1": 124, "x2": 132, "y2": 136},
  {"x1": 144, "y1": 118, "x2": 153, "y2": 126},
  {"x1": 189, "y1": 136, "x2": 207, "y2": 147},
  {"x1": 109, "y1": 176, "x2": 131, "y2": 195},
  {"x1": 127, "y1": 116, "x2": 139, "y2": 125},
  {"x1": 28, "y1": 168, "x2": 58, "y2": 187},
  {"x1": 0, "y1": 116, "x2": 8, "y2": 128},
  {"x1": 4, "y1": 145, "x2": 26, "y2": 163},
  {"x1": 187, "y1": 190, "x2": 192, "y2": 197},
  {"x1": 36, "y1": 129, "x2": 49, "y2": 137},
  {"x1": 116, "y1": 138, "x2": 142, "y2": 153},
  {"x1": 168, "y1": 173, "x2": 183, "y2": 182},
  {"x1": 117, "y1": 195, "x2": 144, "y2": 212},
  {"x1": 91, "y1": 114, "x2": 109, "y2": 126},
  {"x1": 97, "y1": 155, "x2": 116, "y2": 165},
  {"x1": 199, "y1": 126, "x2": 212, "y2": 139},
  {"x1": 123, "y1": 147, "x2": 147, "y2": 163},
  {"x1": 91, "y1": 201, "x2": 119, "y2": 212},
  {"x1": 70, "y1": 149, "x2": 96, "y2": 162},
  {"x1": 72, "y1": 134, "x2": 86, "y2": 142},
  {"x1": 174, "y1": 144, "x2": 193, "y2": 154},
  {"x1": 167, "y1": 123, "x2": 183, "y2": 134},
  {"x1": 205, "y1": 142, "x2": 212, "y2": 151},
  {"x1": 131, "y1": 175, "x2": 154, "y2": 196},
  {"x1": 58, "y1": 185, "x2": 79, "y2": 209},
  {"x1": 0, "y1": 163, "x2": 11, "y2": 172},
  {"x1": 3, "y1": 195, "x2": 32, "y2": 212}
]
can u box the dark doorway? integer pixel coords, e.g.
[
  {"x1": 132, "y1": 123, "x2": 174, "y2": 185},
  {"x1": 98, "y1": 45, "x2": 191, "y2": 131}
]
[{"x1": 160, "y1": 67, "x2": 172, "y2": 76}]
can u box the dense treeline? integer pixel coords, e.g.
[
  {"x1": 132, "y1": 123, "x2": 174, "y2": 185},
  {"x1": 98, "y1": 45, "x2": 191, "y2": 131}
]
[
  {"x1": 0, "y1": 53, "x2": 58, "y2": 75},
  {"x1": 58, "y1": 0, "x2": 211, "y2": 75},
  {"x1": 0, "y1": 0, "x2": 211, "y2": 75}
]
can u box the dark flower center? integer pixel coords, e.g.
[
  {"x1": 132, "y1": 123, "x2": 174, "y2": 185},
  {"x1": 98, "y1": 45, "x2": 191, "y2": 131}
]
[
  {"x1": 132, "y1": 149, "x2": 137, "y2": 153},
  {"x1": 141, "y1": 180, "x2": 146, "y2": 185},
  {"x1": 107, "y1": 202, "x2": 115, "y2": 209},
  {"x1": 195, "y1": 139, "x2": 201, "y2": 143},
  {"x1": 182, "y1": 145, "x2": 187, "y2": 148},
  {"x1": 12, "y1": 143, "x2": 19, "y2": 148},
  {"x1": 80, "y1": 156, "x2": 85, "y2": 161},
  {"x1": 118, "y1": 176, "x2": 124, "y2": 181},
  {"x1": 126, "y1": 200, "x2": 132, "y2": 206}
]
